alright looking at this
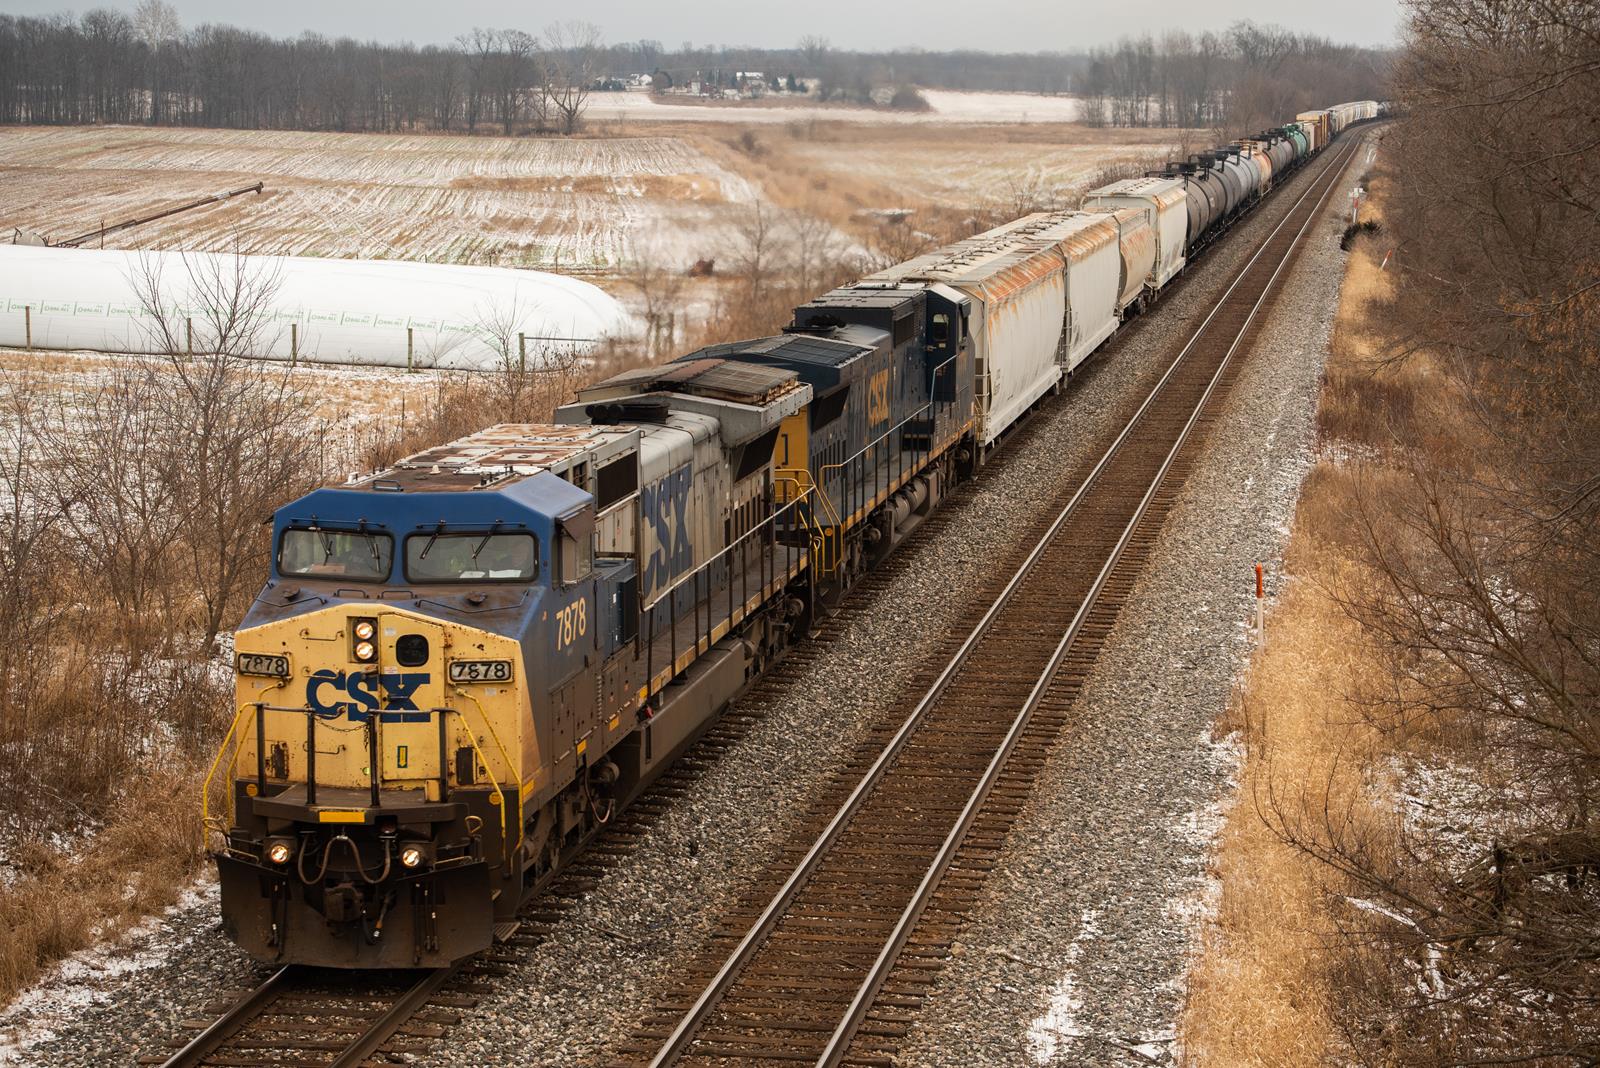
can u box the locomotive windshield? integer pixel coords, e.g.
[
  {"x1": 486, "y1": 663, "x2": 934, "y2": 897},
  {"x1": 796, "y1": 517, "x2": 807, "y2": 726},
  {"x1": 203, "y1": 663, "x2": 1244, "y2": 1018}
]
[
  {"x1": 405, "y1": 532, "x2": 538, "y2": 583},
  {"x1": 278, "y1": 527, "x2": 393, "y2": 581}
]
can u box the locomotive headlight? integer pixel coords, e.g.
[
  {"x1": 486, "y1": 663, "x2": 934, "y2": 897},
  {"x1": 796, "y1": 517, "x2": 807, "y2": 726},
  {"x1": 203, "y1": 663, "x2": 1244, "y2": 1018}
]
[
  {"x1": 354, "y1": 640, "x2": 376, "y2": 662},
  {"x1": 266, "y1": 840, "x2": 293, "y2": 865},
  {"x1": 353, "y1": 620, "x2": 376, "y2": 641},
  {"x1": 399, "y1": 846, "x2": 424, "y2": 869}
]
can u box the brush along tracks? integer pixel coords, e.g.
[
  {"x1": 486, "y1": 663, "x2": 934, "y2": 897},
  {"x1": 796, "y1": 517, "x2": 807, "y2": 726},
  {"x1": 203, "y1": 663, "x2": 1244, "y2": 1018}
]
[{"x1": 611, "y1": 136, "x2": 1363, "y2": 1068}]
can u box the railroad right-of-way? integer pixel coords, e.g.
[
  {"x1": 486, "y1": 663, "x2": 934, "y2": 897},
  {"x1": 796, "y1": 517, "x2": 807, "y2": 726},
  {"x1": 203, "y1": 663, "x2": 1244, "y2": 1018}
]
[
  {"x1": 608, "y1": 136, "x2": 1364, "y2": 1068},
  {"x1": 4, "y1": 130, "x2": 1373, "y2": 1068}
]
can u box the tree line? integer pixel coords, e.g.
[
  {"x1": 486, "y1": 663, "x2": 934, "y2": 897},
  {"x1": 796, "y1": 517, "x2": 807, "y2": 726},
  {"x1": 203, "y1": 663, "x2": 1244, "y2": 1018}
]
[
  {"x1": 0, "y1": 5, "x2": 606, "y2": 133},
  {"x1": 1274, "y1": 0, "x2": 1600, "y2": 1060},
  {"x1": 0, "y1": 5, "x2": 1388, "y2": 134},
  {"x1": 1079, "y1": 24, "x2": 1390, "y2": 130}
]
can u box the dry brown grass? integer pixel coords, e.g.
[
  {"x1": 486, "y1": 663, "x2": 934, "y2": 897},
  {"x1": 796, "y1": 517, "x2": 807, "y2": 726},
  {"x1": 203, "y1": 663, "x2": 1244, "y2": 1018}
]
[
  {"x1": 1184, "y1": 557, "x2": 1379, "y2": 1065},
  {"x1": 0, "y1": 757, "x2": 210, "y2": 1006},
  {"x1": 1179, "y1": 160, "x2": 1430, "y2": 1065}
]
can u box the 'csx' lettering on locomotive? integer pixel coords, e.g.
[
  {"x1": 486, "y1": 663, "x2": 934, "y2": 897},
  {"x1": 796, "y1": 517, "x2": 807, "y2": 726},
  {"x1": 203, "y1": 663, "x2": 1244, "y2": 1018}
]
[
  {"x1": 866, "y1": 369, "x2": 891, "y2": 427},
  {"x1": 640, "y1": 463, "x2": 692, "y2": 593},
  {"x1": 306, "y1": 669, "x2": 431, "y2": 723}
]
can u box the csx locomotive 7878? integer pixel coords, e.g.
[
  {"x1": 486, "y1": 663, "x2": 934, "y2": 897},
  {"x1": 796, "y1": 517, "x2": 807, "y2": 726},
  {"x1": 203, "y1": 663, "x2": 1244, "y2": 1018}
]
[{"x1": 211, "y1": 101, "x2": 1380, "y2": 967}]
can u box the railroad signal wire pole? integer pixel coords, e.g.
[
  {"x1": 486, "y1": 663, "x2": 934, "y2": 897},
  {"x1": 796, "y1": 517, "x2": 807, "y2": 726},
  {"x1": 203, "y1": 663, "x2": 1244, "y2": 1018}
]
[{"x1": 621, "y1": 134, "x2": 1366, "y2": 1068}]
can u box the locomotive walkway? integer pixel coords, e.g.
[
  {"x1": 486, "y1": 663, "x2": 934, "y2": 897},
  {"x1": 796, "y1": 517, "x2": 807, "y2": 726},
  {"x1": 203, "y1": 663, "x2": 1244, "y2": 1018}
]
[{"x1": 609, "y1": 134, "x2": 1366, "y2": 1068}]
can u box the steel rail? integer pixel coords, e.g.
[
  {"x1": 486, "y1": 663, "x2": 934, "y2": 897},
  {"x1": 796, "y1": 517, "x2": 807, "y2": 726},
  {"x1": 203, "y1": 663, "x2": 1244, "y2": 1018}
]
[
  {"x1": 156, "y1": 965, "x2": 295, "y2": 1068},
  {"x1": 643, "y1": 134, "x2": 1362, "y2": 1068},
  {"x1": 328, "y1": 965, "x2": 457, "y2": 1068},
  {"x1": 815, "y1": 133, "x2": 1363, "y2": 1067},
  {"x1": 157, "y1": 962, "x2": 455, "y2": 1068}
]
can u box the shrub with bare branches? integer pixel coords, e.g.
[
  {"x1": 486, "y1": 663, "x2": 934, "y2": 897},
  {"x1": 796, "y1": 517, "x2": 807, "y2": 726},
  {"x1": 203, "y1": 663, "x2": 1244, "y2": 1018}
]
[{"x1": 1266, "y1": 1, "x2": 1600, "y2": 1061}]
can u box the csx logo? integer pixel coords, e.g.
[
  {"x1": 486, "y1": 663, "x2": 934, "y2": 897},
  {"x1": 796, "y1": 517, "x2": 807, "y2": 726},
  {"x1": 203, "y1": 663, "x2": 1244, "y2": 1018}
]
[
  {"x1": 640, "y1": 463, "x2": 692, "y2": 594},
  {"x1": 866, "y1": 370, "x2": 891, "y2": 427},
  {"x1": 306, "y1": 670, "x2": 430, "y2": 723}
]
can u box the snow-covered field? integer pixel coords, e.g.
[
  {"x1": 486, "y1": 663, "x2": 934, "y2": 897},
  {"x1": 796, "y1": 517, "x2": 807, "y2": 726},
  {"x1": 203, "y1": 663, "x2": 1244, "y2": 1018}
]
[
  {"x1": 1, "y1": 104, "x2": 1183, "y2": 300},
  {"x1": 1, "y1": 98, "x2": 1188, "y2": 367},
  {"x1": 587, "y1": 88, "x2": 1083, "y2": 125},
  {"x1": 3, "y1": 126, "x2": 759, "y2": 271},
  {"x1": 786, "y1": 137, "x2": 1188, "y2": 211}
]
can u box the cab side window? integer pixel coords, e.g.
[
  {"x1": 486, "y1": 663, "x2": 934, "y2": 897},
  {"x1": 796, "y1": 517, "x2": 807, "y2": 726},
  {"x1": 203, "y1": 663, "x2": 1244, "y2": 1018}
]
[{"x1": 556, "y1": 516, "x2": 594, "y2": 585}]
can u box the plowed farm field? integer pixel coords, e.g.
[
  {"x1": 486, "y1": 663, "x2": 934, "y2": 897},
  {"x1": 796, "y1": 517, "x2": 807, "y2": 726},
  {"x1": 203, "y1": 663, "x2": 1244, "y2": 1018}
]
[
  {"x1": 1, "y1": 115, "x2": 1190, "y2": 289},
  {"x1": 2, "y1": 126, "x2": 759, "y2": 272}
]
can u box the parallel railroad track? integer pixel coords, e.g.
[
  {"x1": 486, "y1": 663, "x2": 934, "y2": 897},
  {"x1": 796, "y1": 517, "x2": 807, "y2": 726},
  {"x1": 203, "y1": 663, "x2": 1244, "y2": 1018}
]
[{"x1": 610, "y1": 134, "x2": 1365, "y2": 1068}]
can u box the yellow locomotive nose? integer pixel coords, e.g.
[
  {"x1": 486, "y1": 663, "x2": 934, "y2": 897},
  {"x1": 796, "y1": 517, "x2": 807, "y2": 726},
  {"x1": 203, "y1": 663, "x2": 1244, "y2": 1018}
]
[{"x1": 218, "y1": 602, "x2": 529, "y2": 967}]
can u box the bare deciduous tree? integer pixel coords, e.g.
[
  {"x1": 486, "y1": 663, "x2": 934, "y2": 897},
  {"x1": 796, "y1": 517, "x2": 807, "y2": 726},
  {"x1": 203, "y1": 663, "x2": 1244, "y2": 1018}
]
[
  {"x1": 731, "y1": 200, "x2": 777, "y2": 297},
  {"x1": 544, "y1": 21, "x2": 602, "y2": 135},
  {"x1": 1261, "y1": 1, "x2": 1600, "y2": 1061},
  {"x1": 618, "y1": 236, "x2": 687, "y2": 358},
  {"x1": 42, "y1": 366, "x2": 185, "y2": 655},
  {"x1": 128, "y1": 249, "x2": 318, "y2": 653}
]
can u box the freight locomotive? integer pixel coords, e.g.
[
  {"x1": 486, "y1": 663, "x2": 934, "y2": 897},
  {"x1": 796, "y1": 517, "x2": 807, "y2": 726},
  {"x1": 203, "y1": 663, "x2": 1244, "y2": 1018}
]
[{"x1": 211, "y1": 100, "x2": 1381, "y2": 968}]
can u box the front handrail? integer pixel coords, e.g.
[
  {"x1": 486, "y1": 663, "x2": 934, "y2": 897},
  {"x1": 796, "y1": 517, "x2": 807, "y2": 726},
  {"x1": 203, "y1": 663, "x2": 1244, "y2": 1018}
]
[
  {"x1": 446, "y1": 691, "x2": 519, "y2": 866},
  {"x1": 201, "y1": 680, "x2": 282, "y2": 843},
  {"x1": 203, "y1": 694, "x2": 517, "y2": 872}
]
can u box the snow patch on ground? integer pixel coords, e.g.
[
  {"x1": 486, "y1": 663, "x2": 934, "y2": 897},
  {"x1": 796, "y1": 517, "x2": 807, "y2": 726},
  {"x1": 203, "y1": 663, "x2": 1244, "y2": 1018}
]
[
  {"x1": 587, "y1": 88, "x2": 1083, "y2": 126},
  {"x1": 1168, "y1": 726, "x2": 1244, "y2": 931},
  {"x1": 0, "y1": 875, "x2": 217, "y2": 1065},
  {"x1": 1026, "y1": 908, "x2": 1102, "y2": 1062}
]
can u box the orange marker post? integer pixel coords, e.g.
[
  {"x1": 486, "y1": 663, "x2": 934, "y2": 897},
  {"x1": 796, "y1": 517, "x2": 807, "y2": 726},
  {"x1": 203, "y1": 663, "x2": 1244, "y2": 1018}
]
[{"x1": 1254, "y1": 563, "x2": 1265, "y2": 637}]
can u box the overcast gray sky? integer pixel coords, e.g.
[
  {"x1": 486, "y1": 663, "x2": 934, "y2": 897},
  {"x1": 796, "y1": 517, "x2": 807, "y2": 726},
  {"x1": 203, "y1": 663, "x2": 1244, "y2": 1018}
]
[{"x1": 3, "y1": 0, "x2": 1404, "y2": 50}]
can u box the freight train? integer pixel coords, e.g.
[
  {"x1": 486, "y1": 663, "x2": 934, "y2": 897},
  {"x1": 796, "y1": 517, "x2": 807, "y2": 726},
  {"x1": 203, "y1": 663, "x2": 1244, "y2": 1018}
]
[{"x1": 210, "y1": 100, "x2": 1381, "y2": 968}]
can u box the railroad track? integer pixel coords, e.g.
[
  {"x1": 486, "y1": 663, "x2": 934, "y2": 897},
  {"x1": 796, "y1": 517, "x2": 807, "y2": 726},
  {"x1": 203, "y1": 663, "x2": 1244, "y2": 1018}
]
[
  {"x1": 149, "y1": 963, "x2": 483, "y2": 1068},
  {"x1": 609, "y1": 135, "x2": 1365, "y2": 1068}
]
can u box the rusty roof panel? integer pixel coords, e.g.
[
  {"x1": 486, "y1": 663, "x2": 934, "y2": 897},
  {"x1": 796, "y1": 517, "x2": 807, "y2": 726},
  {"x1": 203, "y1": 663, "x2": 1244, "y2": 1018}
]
[
  {"x1": 1083, "y1": 176, "x2": 1187, "y2": 213},
  {"x1": 869, "y1": 210, "x2": 1118, "y2": 291},
  {"x1": 354, "y1": 423, "x2": 639, "y2": 490}
]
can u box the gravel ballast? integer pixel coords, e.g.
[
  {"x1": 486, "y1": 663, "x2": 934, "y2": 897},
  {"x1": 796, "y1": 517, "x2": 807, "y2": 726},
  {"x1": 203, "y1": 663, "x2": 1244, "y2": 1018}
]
[
  {"x1": 0, "y1": 142, "x2": 1366, "y2": 1068},
  {"x1": 889, "y1": 145, "x2": 1371, "y2": 1068}
]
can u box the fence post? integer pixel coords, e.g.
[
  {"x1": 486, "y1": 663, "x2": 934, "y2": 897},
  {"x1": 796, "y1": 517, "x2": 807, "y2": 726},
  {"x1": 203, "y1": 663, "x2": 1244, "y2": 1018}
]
[
  {"x1": 407, "y1": 327, "x2": 414, "y2": 373},
  {"x1": 518, "y1": 333, "x2": 526, "y2": 374},
  {"x1": 23, "y1": 305, "x2": 31, "y2": 351},
  {"x1": 185, "y1": 317, "x2": 193, "y2": 355},
  {"x1": 290, "y1": 321, "x2": 299, "y2": 367}
]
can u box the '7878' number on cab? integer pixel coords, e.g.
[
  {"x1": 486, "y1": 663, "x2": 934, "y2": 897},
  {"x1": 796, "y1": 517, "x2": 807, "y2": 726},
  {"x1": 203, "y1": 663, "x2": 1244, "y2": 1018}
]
[
  {"x1": 556, "y1": 599, "x2": 587, "y2": 649},
  {"x1": 448, "y1": 659, "x2": 513, "y2": 683}
]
